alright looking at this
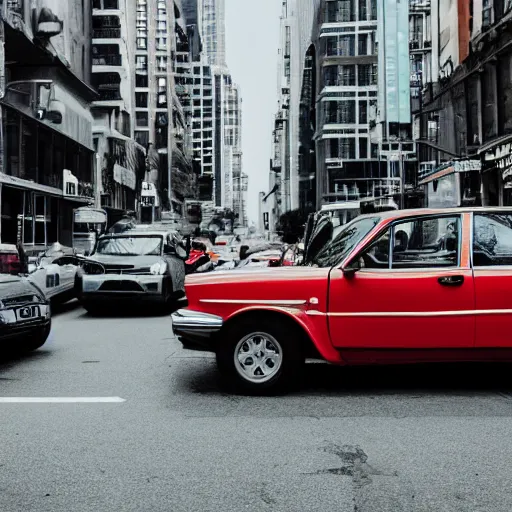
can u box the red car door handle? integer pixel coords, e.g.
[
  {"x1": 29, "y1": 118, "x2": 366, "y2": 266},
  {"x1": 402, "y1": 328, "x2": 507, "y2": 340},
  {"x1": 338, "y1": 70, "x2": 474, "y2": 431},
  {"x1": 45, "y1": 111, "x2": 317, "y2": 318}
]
[{"x1": 438, "y1": 275, "x2": 464, "y2": 286}]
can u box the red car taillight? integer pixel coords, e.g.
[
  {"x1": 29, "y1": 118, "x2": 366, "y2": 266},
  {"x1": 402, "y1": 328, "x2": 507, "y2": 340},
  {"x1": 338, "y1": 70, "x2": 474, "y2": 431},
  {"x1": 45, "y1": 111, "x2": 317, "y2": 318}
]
[{"x1": 0, "y1": 254, "x2": 20, "y2": 275}]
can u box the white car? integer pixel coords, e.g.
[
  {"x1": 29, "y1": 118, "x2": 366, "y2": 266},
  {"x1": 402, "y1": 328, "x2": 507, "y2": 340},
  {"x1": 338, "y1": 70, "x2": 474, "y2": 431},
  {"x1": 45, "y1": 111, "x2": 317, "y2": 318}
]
[{"x1": 0, "y1": 243, "x2": 79, "y2": 304}]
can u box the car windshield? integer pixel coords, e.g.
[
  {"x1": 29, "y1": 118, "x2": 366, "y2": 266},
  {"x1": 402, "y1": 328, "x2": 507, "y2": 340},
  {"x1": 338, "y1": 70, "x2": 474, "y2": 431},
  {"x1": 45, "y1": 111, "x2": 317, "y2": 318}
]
[
  {"x1": 95, "y1": 236, "x2": 163, "y2": 256},
  {"x1": 312, "y1": 217, "x2": 380, "y2": 268}
]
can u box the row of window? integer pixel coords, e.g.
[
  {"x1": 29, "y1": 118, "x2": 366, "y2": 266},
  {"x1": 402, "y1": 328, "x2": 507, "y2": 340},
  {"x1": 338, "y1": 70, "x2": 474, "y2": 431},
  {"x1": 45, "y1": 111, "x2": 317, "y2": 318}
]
[
  {"x1": 322, "y1": 99, "x2": 377, "y2": 125},
  {"x1": 136, "y1": 55, "x2": 168, "y2": 73},
  {"x1": 318, "y1": 214, "x2": 512, "y2": 270},
  {"x1": 322, "y1": 33, "x2": 376, "y2": 57},
  {"x1": 323, "y1": 136, "x2": 378, "y2": 160},
  {"x1": 324, "y1": 0, "x2": 377, "y2": 24},
  {"x1": 323, "y1": 64, "x2": 377, "y2": 87}
]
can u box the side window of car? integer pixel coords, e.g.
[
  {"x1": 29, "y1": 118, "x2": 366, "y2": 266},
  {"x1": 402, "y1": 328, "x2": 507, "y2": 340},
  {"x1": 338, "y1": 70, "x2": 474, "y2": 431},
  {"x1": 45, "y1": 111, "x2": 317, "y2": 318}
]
[
  {"x1": 391, "y1": 216, "x2": 460, "y2": 269},
  {"x1": 473, "y1": 213, "x2": 512, "y2": 266},
  {"x1": 359, "y1": 230, "x2": 391, "y2": 269}
]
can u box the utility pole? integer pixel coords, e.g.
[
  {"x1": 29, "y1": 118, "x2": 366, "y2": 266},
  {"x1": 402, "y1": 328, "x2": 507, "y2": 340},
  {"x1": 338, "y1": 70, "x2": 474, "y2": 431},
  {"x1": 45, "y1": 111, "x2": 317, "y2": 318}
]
[{"x1": 399, "y1": 140, "x2": 405, "y2": 209}]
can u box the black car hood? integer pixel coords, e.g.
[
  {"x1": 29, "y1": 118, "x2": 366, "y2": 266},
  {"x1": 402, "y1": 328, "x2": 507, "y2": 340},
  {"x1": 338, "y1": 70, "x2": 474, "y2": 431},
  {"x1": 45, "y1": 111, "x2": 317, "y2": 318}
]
[{"x1": 0, "y1": 274, "x2": 38, "y2": 299}]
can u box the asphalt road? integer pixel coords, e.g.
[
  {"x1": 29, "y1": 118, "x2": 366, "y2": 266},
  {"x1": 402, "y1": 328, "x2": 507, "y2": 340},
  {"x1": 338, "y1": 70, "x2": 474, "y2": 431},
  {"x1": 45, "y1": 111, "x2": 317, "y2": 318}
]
[{"x1": 1, "y1": 301, "x2": 512, "y2": 511}]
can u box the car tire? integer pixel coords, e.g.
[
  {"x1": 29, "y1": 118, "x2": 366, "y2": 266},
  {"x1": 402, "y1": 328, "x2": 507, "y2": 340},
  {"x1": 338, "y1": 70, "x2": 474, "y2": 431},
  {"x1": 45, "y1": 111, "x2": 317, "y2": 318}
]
[
  {"x1": 82, "y1": 302, "x2": 102, "y2": 316},
  {"x1": 216, "y1": 319, "x2": 305, "y2": 395},
  {"x1": 23, "y1": 323, "x2": 51, "y2": 352}
]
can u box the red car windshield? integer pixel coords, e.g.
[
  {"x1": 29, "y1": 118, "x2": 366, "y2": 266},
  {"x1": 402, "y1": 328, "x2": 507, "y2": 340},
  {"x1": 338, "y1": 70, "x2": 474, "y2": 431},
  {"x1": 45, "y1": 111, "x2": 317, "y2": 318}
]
[{"x1": 312, "y1": 217, "x2": 380, "y2": 268}]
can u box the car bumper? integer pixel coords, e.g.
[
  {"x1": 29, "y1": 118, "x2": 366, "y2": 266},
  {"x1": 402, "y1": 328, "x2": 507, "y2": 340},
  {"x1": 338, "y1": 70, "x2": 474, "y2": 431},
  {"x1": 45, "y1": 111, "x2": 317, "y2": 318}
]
[
  {"x1": 0, "y1": 305, "x2": 51, "y2": 341},
  {"x1": 81, "y1": 274, "x2": 168, "y2": 301},
  {"x1": 171, "y1": 309, "x2": 223, "y2": 352}
]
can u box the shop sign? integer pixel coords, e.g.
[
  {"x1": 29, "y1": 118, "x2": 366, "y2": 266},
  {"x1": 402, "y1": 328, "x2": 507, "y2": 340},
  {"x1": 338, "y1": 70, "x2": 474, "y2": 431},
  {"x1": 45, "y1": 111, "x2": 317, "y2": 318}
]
[
  {"x1": 454, "y1": 160, "x2": 481, "y2": 173},
  {"x1": 113, "y1": 164, "x2": 136, "y2": 191},
  {"x1": 484, "y1": 143, "x2": 512, "y2": 162},
  {"x1": 483, "y1": 143, "x2": 512, "y2": 182}
]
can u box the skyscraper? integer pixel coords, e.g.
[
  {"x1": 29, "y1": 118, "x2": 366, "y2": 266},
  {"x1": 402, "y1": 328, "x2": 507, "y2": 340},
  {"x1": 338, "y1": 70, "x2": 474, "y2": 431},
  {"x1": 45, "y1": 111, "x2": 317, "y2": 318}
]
[
  {"x1": 200, "y1": 0, "x2": 227, "y2": 70},
  {"x1": 194, "y1": 0, "x2": 244, "y2": 221},
  {"x1": 132, "y1": 0, "x2": 195, "y2": 210}
]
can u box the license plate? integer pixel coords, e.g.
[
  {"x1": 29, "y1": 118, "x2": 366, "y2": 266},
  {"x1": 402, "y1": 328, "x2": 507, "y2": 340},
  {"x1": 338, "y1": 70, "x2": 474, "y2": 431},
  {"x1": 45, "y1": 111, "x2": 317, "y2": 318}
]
[{"x1": 15, "y1": 305, "x2": 41, "y2": 321}]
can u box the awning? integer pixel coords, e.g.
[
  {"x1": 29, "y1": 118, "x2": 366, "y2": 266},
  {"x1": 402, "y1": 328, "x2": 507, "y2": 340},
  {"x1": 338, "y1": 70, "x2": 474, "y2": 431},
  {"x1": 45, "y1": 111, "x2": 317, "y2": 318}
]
[
  {"x1": 418, "y1": 160, "x2": 482, "y2": 185},
  {"x1": 113, "y1": 163, "x2": 136, "y2": 191},
  {"x1": 0, "y1": 173, "x2": 91, "y2": 203},
  {"x1": 93, "y1": 127, "x2": 146, "y2": 154}
]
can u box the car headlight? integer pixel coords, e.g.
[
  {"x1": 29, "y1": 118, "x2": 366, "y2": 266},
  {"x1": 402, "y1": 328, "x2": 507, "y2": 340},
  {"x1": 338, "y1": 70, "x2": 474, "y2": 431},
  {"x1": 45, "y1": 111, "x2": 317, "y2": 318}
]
[
  {"x1": 150, "y1": 261, "x2": 167, "y2": 275},
  {"x1": 29, "y1": 282, "x2": 46, "y2": 302}
]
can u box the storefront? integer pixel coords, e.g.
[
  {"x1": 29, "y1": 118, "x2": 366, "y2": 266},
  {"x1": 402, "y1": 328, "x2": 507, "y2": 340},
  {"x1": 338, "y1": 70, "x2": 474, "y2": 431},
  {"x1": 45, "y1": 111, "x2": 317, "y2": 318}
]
[
  {"x1": 0, "y1": 84, "x2": 95, "y2": 246},
  {"x1": 0, "y1": 175, "x2": 91, "y2": 247},
  {"x1": 418, "y1": 160, "x2": 482, "y2": 208},
  {"x1": 480, "y1": 140, "x2": 512, "y2": 206}
]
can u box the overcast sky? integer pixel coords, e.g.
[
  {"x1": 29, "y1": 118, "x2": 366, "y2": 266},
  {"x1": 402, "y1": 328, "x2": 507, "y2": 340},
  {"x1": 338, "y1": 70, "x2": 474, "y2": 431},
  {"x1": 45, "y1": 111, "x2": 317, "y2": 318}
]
[{"x1": 225, "y1": 0, "x2": 282, "y2": 224}]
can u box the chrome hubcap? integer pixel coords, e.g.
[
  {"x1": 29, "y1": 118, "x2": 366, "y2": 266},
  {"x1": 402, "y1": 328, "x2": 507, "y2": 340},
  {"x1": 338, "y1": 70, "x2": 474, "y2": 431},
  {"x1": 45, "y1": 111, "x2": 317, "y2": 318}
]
[{"x1": 234, "y1": 332, "x2": 283, "y2": 383}]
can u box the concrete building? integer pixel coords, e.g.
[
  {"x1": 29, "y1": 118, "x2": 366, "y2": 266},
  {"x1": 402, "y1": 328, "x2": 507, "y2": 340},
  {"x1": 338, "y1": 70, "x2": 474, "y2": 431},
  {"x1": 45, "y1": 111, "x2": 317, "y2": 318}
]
[
  {"x1": 132, "y1": 0, "x2": 195, "y2": 213},
  {"x1": 223, "y1": 81, "x2": 242, "y2": 210},
  {"x1": 268, "y1": 0, "x2": 322, "y2": 219},
  {"x1": 414, "y1": 0, "x2": 512, "y2": 208},
  {"x1": 189, "y1": 60, "x2": 215, "y2": 201},
  {"x1": 0, "y1": 0, "x2": 97, "y2": 246},
  {"x1": 200, "y1": 0, "x2": 227, "y2": 70},
  {"x1": 196, "y1": 0, "x2": 244, "y2": 221},
  {"x1": 313, "y1": 0, "x2": 383, "y2": 207},
  {"x1": 368, "y1": 0, "x2": 417, "y2": 209},
  {"x1": 92, "y1": 0, "x2": 146, "y2": 219}
]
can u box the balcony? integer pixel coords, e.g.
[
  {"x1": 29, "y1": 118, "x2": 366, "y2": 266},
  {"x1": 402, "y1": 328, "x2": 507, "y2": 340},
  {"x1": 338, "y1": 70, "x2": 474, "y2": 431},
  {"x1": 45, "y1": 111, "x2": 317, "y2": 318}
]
[
  {"x1": 92, "y1": 72, "x2": 122, "y2": 103},
  {"x1": 97, "y1": 89, "x2": 122, "y2": 101},
  {"x1": 93, "y1": 54, "x2": 122, "y2": 66},
  {"x1": 409, "y1": 0, "x2": 431, "y2": 12},
  {"x1": 323, "y1": 77, "x2": 356, "y2": 87},
  {"x1": 93, "y1": 27, "x2": 121, "y2": 39},
  {"x1": 93, "y1": 15, "x2": 121, "y2": 39},
  {"x1": 409, "y1": 39, "x2": 432, "y2": 53}
]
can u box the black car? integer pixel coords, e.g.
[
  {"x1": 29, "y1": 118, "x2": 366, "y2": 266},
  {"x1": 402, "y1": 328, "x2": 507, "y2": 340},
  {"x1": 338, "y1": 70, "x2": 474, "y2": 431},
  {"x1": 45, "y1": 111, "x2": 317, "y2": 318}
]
[{"x1": 0, "y1": 274, "x2": 51, "y2": 351}]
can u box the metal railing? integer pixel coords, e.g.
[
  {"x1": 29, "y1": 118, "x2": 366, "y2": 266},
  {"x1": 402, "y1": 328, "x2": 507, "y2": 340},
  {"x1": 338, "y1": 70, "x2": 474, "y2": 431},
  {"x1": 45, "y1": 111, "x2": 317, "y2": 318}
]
[
  {"x1": 93, "y1": 28, "x2": 121, "y2": 38},
  {"x1": 92, "y1": 54, "x2": 122, "y2": 66}
]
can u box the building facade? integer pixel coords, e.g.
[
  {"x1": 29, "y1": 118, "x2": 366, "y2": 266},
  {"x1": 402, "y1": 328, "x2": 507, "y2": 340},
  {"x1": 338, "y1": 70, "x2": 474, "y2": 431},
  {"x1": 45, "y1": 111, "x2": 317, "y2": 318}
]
[
  {"x1": 415, "y1": 0, "x2": 512, "y2": 209},
  {"x1": 132, "y1": 0, "x2": 195, "y2": 214},
  {"x1": 92, "y1": 0, "x2": 146, "y2": 218},
  {"x1": 0, "y1": 0, "x2": 97, "y2": 246},
  {"x1": 314, "y1": 0, "x2": 383, "y2": 207},
  {"x1": 196, "y1": 0, "x2": 244, "y2": 220}
]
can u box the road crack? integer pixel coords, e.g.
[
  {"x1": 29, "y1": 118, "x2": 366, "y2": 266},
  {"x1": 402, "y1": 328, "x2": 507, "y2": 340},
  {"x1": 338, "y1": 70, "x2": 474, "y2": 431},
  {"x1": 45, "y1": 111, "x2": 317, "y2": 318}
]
[{"x1": 307, "y1": 444, "x2": 410, "y2": 512}]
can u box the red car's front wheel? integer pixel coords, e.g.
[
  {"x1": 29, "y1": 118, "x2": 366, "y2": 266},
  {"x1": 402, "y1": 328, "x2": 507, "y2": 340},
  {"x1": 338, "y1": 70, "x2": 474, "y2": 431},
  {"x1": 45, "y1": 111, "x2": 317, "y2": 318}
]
[{"x1": 216, "y1": 319, "x2": 305, "y2": 395}]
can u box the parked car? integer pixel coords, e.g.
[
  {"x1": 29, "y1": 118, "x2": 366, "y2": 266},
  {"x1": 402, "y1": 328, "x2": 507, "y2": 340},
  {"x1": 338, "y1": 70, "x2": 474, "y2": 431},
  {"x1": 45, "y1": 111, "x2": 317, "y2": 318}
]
[
  {"x1": 172, "y1": 207, "x2": 512, "y2": 394},
  {"x1": 76, "y1": 226, "x2": 188, "y2": 314},
  {"x1": 0, "y1": 242, "x2": 78, "y2": 304},
  {"x1": 26, "y1": 243, "x2": 79, "y2": 304},
  {"x1": 0, "y1": 273, "x2": 51, "y2": 351}
]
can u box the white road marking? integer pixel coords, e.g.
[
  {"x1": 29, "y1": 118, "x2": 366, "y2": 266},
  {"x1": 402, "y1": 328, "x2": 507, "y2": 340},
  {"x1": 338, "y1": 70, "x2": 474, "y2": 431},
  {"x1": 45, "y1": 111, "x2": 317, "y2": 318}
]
[{"x1": 0, "y1": 397, "x2": 126, "y2": 403}]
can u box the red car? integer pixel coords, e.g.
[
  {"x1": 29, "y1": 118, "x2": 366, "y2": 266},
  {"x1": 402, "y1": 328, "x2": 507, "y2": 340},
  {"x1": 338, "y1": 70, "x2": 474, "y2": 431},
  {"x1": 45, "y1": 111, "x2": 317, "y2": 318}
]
[{"x1": 172, "y1": 208, "x2": 512, "y2": 393}]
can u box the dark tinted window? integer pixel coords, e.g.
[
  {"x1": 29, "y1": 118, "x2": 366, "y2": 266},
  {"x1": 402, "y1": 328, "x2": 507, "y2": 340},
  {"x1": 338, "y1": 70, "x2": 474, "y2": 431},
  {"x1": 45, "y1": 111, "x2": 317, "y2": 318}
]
[
  {"x1": 473, "y1": 213, "x2": 512, "y2": 266},
  {"x1": 391, "y1": 216, "x2": 460, "y2": 269}
]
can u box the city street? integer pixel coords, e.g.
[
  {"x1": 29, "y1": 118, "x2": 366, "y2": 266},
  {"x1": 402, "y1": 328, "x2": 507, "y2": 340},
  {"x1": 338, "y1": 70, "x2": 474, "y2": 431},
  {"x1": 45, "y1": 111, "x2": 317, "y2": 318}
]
[{"x1": 0, "y1": 304, "x2": 511, "y2": 511}]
